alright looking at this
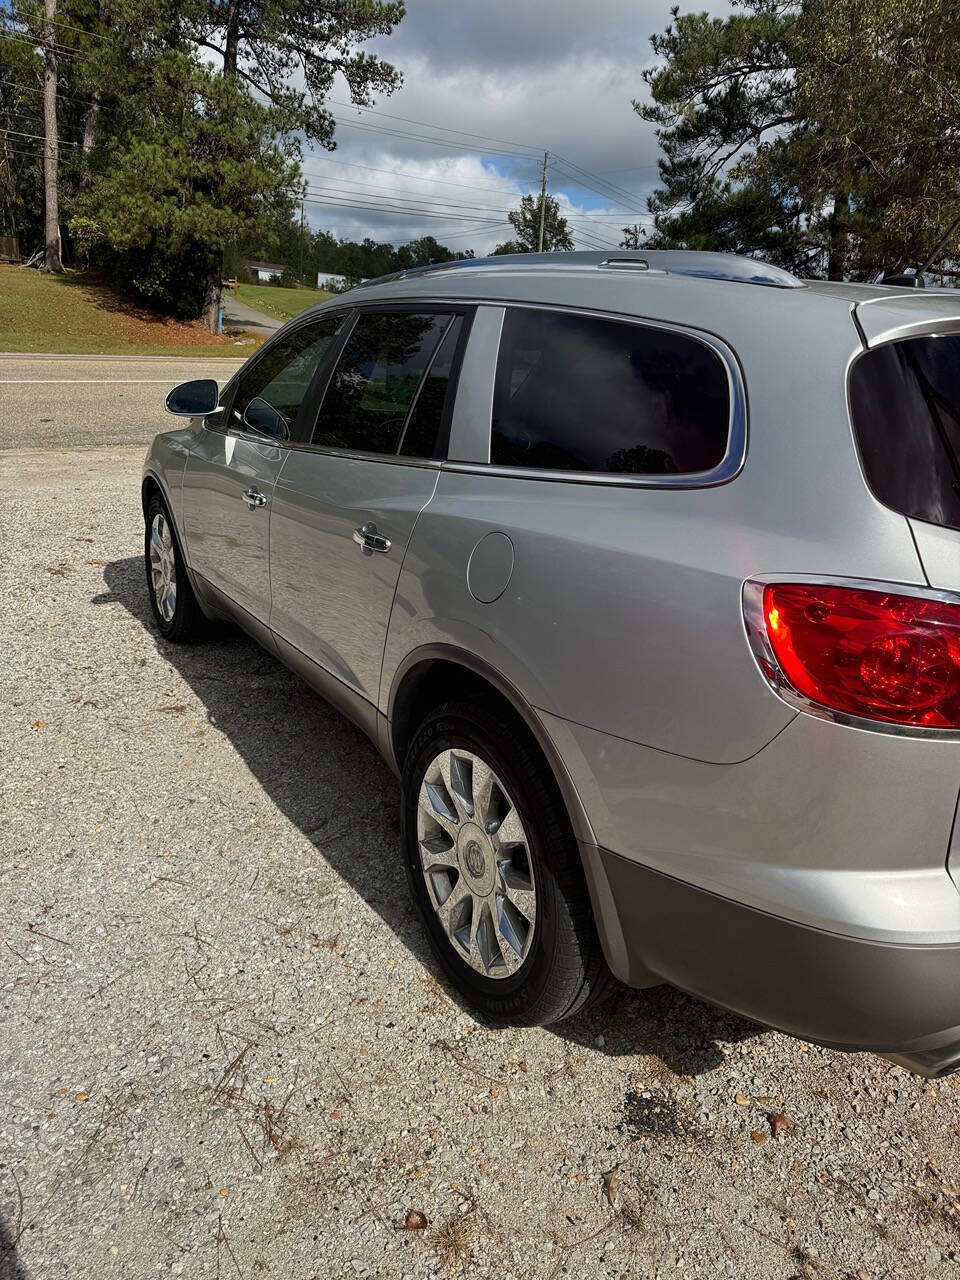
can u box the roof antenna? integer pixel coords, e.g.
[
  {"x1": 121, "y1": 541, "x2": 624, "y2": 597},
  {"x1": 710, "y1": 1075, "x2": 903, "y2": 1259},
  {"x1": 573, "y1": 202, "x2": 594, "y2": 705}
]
[{"x1": 879, "y1": 210, "x2": 960, "y2": 288}]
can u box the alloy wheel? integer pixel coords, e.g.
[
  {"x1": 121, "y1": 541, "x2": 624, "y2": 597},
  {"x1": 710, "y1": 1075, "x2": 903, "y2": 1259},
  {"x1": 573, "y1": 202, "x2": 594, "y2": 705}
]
[
  {"x1": 417, "y1": 748, "x2": 537, "y2": 978},
  {"x1": 149, "y1": 512, "x2": 177, "y2": 623}
]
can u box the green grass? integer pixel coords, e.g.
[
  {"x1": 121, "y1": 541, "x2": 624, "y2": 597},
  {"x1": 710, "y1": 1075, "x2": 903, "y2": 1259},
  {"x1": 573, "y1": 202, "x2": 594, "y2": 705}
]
[
  {"x1": 0, "y1": 266, "x2": 260, "y2": 355},
  {"x1": 235, "y1": 282, "x2": 332, "y2": 321}
]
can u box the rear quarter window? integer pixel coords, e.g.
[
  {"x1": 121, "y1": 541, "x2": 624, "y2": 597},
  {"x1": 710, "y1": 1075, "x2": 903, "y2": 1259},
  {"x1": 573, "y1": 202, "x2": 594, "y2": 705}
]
[
  {"x1": 849, "y1": 336, "x2": 960, "y2": 532},
  {"x1": 490, "y1": 307, "x2": 731, "y2": 476}
]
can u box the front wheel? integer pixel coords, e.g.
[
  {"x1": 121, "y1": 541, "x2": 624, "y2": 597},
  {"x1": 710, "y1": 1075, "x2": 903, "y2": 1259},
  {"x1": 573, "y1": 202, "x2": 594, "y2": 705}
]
[
  {"x1": 144, "y1": 493, "x2": 208, "y2": 643},
  {"x1": 401, "y1": 698, "x2": 612, "y2": 1025}
]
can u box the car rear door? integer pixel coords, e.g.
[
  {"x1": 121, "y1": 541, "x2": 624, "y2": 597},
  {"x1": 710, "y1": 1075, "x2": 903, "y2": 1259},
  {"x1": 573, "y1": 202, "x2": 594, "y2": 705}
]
[
  {"x1": 180, "y1": 314, "x2": 345, "y2": 628},
  {"x1": 269, "y1": 305, "x2": 471, "y2": 704}
]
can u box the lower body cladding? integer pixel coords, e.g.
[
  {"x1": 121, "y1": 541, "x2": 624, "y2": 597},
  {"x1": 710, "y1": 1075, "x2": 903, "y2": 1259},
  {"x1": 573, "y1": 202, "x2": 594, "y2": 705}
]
[{"x1": 539, "y1": 706, "x2": 960, "y2": 1077}]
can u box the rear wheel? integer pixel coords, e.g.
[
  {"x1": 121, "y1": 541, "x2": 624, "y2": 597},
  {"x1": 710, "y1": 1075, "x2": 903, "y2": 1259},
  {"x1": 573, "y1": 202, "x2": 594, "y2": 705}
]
[
  {"x1": 401, "y1": 698, "x2": 612, "y2": 1025},
  {"x1": 144, "y1": 493, "x2": 207, "y2": 643}
]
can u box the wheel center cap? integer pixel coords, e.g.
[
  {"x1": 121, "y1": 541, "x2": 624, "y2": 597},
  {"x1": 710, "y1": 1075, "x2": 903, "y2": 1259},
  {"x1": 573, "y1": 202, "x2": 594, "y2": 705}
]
[
  {"x1": 464, "y1": 840, "x2": 485, "y2": 879},
  {"x1": 457, "y1": 823, "x2": 496, "y2": 895}
]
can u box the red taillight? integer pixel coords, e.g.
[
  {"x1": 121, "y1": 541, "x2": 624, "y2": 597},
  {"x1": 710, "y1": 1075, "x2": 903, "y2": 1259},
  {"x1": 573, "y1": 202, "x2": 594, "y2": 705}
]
[{"x1": 746, "y1": 581, "x2": 960, "y2": 729}]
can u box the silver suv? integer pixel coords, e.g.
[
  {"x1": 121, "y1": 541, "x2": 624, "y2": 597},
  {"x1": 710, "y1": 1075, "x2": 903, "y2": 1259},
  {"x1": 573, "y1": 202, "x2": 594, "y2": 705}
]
[{"x1": 143, "y1": 250, "x2": 960, "y2": 1077}]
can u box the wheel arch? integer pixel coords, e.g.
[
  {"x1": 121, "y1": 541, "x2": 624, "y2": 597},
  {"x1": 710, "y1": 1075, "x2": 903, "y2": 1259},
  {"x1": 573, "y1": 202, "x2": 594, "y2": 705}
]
[
  {"x1": 385, "y1": 644, "x2": 596, "y2": 847},
  {"x1": 141, "y1": 471, "x2": 164, "y2": 514}
]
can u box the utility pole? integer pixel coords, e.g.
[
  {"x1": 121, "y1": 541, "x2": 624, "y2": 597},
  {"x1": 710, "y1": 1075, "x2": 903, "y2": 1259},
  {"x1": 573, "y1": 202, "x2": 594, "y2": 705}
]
[
  {"x1": 298, "y1": 197, "x2": 305, "y2": 283},
  {"x1": 42, "y1": 0, "x2": 63, "y2": 272},
  {"x1": 537, "y1": 151, "x2": 549, "y2": 253}
]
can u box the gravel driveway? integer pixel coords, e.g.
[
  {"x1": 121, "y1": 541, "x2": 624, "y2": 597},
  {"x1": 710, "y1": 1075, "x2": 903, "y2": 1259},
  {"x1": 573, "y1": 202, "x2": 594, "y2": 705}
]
[{"x1": 2, "y1": 444, "x2": 960, "y2": 1280}]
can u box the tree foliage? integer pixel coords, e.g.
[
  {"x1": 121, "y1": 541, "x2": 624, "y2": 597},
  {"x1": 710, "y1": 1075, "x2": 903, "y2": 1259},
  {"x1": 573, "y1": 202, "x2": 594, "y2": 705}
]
[
  {"x1": 494, "y1": 193, "x2": 573, "y2": 254},
  {"x1": 637, "y1": 0, "x2": 960, "y2": 280},
  {"x1": 0, "y1": 0, "x2": 405, "y2": 320},
  {"x1": 796, "y1": 0, "x2": 960, "y2": 277},
  {"x1": 237, "y1": 223, "x2": 475, "y2": 286},
  {"x1": 189, "y1": 0, "x2": 403, "y2": 149}
]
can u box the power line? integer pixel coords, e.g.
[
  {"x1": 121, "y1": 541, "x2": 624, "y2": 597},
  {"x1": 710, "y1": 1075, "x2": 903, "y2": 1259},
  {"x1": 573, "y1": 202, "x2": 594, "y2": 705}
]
[
  {"x1": 329, "y1": 96, "x2": 646, "y2": 211},
  {"x1": 552, "y1": 152, "x2": 644, "y2": 204},
  {"x1": 304, "y1": 168, "x2": 646, "y2": 222},
  {"x1": 0, "y1": 26, "x2": 79, "y2": 58},
  {"x1": 300, "y1": 154, "x2": 539, "y2": 200},
  {"x1": 329, "y1": 114, "x2": 537, "y2": 163},
  {"x1": 302, "y1": 192, "x2": 515, "y2": 224},
  {"x1": 326, "y1": 99, "x2": 648, "y2": 212},
  {"x1": 566, "y1": 223, "x2": 622, "y2": 250},
  {"x1": 328, "y1": 98, "x2": 542, "y2": 155},
  {"x1": 327, "y1": 109, "x2": 644, "y2": 214},
  {"x1": 304, "y1": 177, "x2": 514, "y2": 216},
  {"x1": 5, "y1": 109, "x2": 84, "y2": 134},
  {"x1": 1, "y1": 80, "x2": 97, "y2": 108},
  {"x1": 2, "y1": 127, "x2": 79, "y2": 147},
  {"x1": 550, "y1": 160, "x2": 640, "y2": 213},
  {"x1": 14, "y1": 7, "x2": 113, "y2": 45}
]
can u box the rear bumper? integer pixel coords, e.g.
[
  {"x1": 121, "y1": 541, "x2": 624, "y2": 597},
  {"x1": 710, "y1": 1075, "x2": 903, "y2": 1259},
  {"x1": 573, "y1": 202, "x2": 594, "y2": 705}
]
[{"x1": 590, "y1": 844, "x2": 960, "y2": 1076}]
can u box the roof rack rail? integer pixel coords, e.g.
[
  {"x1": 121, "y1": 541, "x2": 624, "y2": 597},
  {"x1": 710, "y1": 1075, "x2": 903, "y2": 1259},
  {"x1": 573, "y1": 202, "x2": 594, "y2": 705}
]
[{"x1": 355, "y1": 250, "x2": 804, "y2": 291}]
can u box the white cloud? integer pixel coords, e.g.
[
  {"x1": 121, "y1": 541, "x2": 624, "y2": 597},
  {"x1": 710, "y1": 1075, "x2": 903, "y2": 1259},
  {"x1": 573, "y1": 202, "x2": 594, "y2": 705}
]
[{"x1": 297, "y1": 0, "x2": 733, "y2": 253}]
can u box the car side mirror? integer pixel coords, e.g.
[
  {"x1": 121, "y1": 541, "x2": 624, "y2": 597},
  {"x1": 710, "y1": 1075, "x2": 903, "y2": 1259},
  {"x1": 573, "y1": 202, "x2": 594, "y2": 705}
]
[
  {"x1": 242, "y1": 396, "x2": 289, "y2": 441},
  {"x1": 165, "y1": 378, "x2": 220, "y2": 416}
]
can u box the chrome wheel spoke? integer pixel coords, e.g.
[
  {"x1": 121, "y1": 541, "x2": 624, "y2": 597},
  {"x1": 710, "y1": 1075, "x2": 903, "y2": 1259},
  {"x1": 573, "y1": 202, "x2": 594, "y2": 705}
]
[
  {"x1": 419, "y1": 781, "x2": 459, "y2": 839},
  {"x1": 440, "y1": 751, "x2": 474, "y2": 819},
  {"x1": 435, "y1": 876, "x2": 471, "y2": 938},
  {"x1": 419, "y1": 836, "x2": 458, "y2": 872},
  {"x1": 468, "y1": 901, "x2": 497, "y2": 974},
  {"x1": 471, "y1": 758, "x2": 496, "y2": 830},
  {"x1": 493, "y1": 805, "x2": 524, "y2": 849},
  {"x1": 493, "y1": 901, "x2": 525, "y2": 974},
  {"x1": 500, "y1": 863, "x2": 536, "y2": 924}
]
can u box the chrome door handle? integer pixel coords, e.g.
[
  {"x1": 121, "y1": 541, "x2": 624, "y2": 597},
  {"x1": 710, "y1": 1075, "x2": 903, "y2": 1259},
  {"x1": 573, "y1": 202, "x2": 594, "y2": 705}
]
[
  {"x1": 352, "y1": 522, "x2": 392, "y2": 555},
  {"x1": 242, "y1": 487, "x2": 267, "y2": 510}
]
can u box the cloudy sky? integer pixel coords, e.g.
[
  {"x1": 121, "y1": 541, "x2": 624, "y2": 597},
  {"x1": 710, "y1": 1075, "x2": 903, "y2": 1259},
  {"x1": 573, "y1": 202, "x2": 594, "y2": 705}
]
[{"x1": 304, "y1": 0, "x2": 729, "y2": 256}]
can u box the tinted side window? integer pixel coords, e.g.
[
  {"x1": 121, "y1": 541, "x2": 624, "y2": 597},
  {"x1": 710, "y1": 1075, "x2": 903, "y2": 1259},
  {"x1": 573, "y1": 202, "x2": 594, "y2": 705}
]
[
  {"x1": 230, "y1": 317, "x2": 342, "y2": 440},
  {"x1": 491, "y1": 308, "x2": 730, "y2": 475},
  {"x1": 399, "y1": 315, "x2": 464, "y2": 459},
  {"x1": 849, "y1": 337, "x2": 960, "y2": 531},
  {"x1": 313, "y1": 312, "x2": 448, "y2": 454}
]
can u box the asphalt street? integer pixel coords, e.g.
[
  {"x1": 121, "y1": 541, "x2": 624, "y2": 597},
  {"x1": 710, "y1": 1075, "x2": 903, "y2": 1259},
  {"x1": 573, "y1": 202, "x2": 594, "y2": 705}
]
[
  {"x1": 2, "y1": 420, "x2": 960, "y2": 1276},
  {"x1": 0, "y1": 354, "x2": 246, "y2": 451}
]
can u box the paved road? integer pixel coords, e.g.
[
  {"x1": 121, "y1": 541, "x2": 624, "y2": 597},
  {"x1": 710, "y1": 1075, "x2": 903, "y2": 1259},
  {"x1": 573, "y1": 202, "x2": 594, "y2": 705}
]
[
  {"x1": 0, "y1": 354, "x2": 246, "y2": 451},
  {"x1": 222, "y1": 291, "x2": 283, "y2": 335},
  {"x1": 2, "y1": 440, "x2": 959, "y2": 1279}
]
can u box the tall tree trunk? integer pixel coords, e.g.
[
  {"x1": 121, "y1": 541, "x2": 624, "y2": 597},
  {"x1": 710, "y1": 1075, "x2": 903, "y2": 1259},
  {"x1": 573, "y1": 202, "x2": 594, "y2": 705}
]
[
  {"x1": 827, "y1": 191, "x2": 849, "y2": 281},
  {"x1": 82, "y1": 93, "x2": 100, "y2": 154},
  {"x1": 209, "y1": 1, "x2": 240, "y2": 328},
  {"x1": 223, "y1": 0, "x2": 241, "y2": 77},
  {"x1": 42, "y1": 0, "x2": 63, "y2": 272},
  {"x1": 200, "y1": 271, "x2": 221, "y2": 335}
]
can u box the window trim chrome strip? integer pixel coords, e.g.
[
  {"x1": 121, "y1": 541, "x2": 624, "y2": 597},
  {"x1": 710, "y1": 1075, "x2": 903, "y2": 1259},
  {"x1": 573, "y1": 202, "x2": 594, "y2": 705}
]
[{"x1": 435, "y1": 299, "x2": 747, "y2": 488}]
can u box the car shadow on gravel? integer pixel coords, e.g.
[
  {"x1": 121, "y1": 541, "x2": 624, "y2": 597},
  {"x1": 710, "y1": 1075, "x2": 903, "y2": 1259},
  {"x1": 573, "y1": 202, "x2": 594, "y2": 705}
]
[
  {"x1": 96, "y1": 555, "x2": 759, "y2": 1079},
  {"x1": 0, "y1": 1211, "x2": 26, "y2": 1280}
]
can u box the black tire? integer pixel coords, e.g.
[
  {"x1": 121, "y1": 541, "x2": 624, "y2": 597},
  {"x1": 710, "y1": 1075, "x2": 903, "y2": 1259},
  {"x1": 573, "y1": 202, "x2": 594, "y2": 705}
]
[
  {"x1": 401, "y1": 697, "x2": 613, "y2": 1025},
  {"x1": 144, "y1": 492, "x2": 208, "y2": 643}
]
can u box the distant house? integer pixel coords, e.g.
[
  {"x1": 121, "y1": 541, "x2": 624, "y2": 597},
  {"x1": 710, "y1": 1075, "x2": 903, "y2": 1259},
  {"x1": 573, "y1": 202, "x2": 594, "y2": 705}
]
[
  {"x1": 317, "y1": 271, "x2": 350, "y2": 291},
  {"x1": 243, "y1": 260, "x2": 286, "y2": 282}
]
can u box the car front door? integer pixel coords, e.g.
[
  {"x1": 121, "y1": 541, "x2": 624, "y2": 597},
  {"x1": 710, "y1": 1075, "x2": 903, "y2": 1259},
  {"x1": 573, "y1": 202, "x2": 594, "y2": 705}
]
[
  {"x1": 269, "y1": 307, "x2": 470, "y2": 704},
  {"x1": 180, "y1": 314, "x2": 345, "y2": 627}
]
